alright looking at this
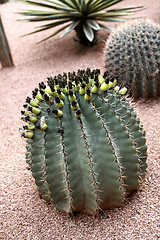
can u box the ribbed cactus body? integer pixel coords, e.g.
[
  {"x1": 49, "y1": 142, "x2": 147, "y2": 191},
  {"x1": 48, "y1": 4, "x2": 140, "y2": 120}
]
[
  {"x1": 21, "y1": 69, "x2": 147, "y2": 214},
  {"x1": 105, "y1": 19, "x2": 160, "y2": 99}
]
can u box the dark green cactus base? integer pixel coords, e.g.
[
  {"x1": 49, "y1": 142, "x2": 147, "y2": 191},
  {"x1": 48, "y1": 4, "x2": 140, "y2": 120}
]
[
  {"x1": 21, "y1": 69, "x2": 147, "y2": 215},
  {"x1": 105, "y1": 19, "x2": 160, "y2": 99}
]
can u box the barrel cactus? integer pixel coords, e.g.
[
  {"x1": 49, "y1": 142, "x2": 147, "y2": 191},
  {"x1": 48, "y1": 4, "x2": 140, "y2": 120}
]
[
  {"x1": 105, "y1": 19, "x2": 160, "y2": 99},
  {"x1": 20, "y1": 68, "x2": 147, "y2": 215}
]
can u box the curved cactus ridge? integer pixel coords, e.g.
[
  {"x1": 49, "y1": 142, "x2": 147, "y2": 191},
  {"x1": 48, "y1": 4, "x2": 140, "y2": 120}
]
[
  {"x1": 20, "y1": 68, "x2": 147, "y2": 215},
  {"x1": 105, "y1": 19, "x2": 160, "y2": 99}
]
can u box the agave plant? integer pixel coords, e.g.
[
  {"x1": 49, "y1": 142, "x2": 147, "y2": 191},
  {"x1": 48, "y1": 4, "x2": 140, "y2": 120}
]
[{"x1": 20, "y1": 0, "x2": 145, "y2": 45}]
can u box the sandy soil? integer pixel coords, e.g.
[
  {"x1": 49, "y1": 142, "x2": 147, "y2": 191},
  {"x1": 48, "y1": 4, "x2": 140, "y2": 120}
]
[{"x1": 0, "y1": 1, "x2": 160, "y2": 239}]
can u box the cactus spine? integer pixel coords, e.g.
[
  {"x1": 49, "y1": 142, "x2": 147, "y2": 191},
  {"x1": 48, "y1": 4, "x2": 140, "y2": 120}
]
[
  {"x1": 20, "y1": 68, "x2": 147, "y2": 215},
  {"x1": 105, "y1": 19, "x2": 160, "y2": 99}
]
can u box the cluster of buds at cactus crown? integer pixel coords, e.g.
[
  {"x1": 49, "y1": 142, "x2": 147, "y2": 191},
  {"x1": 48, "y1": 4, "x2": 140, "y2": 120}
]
[{"x1": 20, "y1": 68, "x2": 129, "y2": 139}]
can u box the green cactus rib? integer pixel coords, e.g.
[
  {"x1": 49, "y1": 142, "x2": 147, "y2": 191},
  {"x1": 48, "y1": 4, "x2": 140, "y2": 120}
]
[
  {"x1": 76, "y1": 93, "x2": 124, "y2": 210},
  {"x1": 25, "y1": 139, "x2": 32, "y2": 166},
  {"x1": 105, "y1": 19, "x2": 160, "y2": 99},
  {"x1": 90, "y1": 94, "x2": 139, "y2": 193},
  {"x1": 20, "y1": 68, "x2": 147, "y2": 214},
  {"x1": 62, "y1": 96, "x2": 98, "y2": 214},
  {"x1": 30, "y1": 130, "x2": 50, "y2": 201},
  {"x1": 102, "y1": 91, "x2": 147, "y2": 181},
  {"x1": 45, "y1": 110, "x2": 71, "y2": 213}
]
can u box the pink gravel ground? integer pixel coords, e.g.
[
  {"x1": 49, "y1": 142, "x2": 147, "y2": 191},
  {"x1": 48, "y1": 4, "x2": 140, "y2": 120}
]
[{"x1": 0, "y1": 1, "x2": 160, "y2": 239}]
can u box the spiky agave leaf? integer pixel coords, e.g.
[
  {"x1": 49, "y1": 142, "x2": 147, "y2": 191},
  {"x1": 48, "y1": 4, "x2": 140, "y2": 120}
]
[
  {"x1": 0, "y1": 15, "x2": 14, "y2": 67},
  {"x1": 19, "y1": 0, "x2": 146, "y2": 45}
]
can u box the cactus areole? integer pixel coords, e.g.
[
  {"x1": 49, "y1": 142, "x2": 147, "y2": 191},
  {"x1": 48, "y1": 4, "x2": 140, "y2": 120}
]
[
  {"x1": 20, "y1": 68, "x2": 147, "y2": 215},
  {"x1": 105, "y1": 19, "x2": 160, "y2": 99}
]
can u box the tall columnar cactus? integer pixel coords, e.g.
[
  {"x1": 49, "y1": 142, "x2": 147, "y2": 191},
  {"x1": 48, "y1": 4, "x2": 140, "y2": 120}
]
[
  {"x1": 104, "y1": 19, "x2": 160, "y2": 99},
  {"x1": 20, "y1": 68, "x2": 147, "y2": 215}
]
